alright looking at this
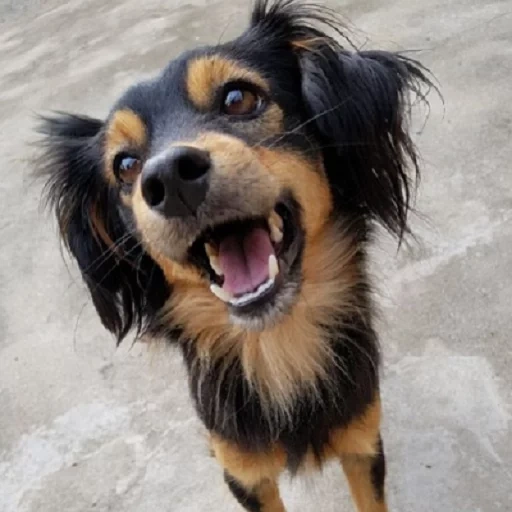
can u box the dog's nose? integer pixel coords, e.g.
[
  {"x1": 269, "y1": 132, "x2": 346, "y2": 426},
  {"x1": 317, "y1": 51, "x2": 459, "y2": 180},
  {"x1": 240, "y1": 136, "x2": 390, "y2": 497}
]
[{"x1": 141, "y1": 147, "x2": 211, "y2": 217}]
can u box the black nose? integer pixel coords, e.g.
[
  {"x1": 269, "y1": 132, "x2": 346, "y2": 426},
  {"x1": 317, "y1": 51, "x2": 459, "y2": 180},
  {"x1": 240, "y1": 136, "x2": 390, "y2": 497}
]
[{"x1": 141, "y1": 146, "x2": 211, "y2": 217}]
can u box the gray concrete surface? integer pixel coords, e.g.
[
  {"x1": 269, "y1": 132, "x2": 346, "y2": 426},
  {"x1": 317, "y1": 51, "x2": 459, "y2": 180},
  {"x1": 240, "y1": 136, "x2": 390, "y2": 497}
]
[{"x1": 0, "y1": 0, "x2": 511, "y2": 510}]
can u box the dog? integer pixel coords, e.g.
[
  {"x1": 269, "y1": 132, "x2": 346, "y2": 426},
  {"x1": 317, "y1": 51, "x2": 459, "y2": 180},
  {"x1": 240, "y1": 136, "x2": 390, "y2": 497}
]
[{"x1": 36, "y1": 1, "x2": 430, "y2": 510}]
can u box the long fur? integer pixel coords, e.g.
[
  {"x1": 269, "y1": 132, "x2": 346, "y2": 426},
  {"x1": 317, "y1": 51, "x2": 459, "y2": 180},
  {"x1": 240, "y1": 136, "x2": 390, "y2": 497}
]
[
  {"x1": 168, "y1": 221, "x2": 366, "y2": 430},
  {"x1": 248, "y1": 0, "x2": 431, "y2": 238},
  {"x1": 36, "y1": 0, "x2": 433, "y2": 501},
  {"x1": 37, "y1": 1, "x2": 431, "y2": 342},
  {"x1": 37, "y1": 114, "x2": 169, "y2": 340}
]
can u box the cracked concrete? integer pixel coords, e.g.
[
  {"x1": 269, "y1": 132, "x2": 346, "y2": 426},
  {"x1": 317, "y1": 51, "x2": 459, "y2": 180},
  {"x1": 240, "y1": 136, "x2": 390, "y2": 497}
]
[{"x1": 0, "y1": 0, "x2": 511, "y2": 510}]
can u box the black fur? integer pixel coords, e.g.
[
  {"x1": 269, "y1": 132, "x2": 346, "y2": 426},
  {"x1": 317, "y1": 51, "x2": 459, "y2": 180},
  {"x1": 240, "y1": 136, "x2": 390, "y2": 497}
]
[
  {"x1": 37, "y1": 114, "x2": 169, "y2": 341},
  {"x1": 371, "y1": 436, "x2": 387, "y2": 501},
  {"x1": 182, "y1": 273, "x2": 378, "y2": 473},
  {"x1": 301, "y1": 49, "x2": 426, "y2": 238},
  {"x1": 225, "y1": 473, "x2": 262, "y2": 512},
  {"x1": 36, "y1": 0, "x2": 432, "y2": 507},
  {"x1": 248, "y1": 0, "x2": 430, "y2": 239},
  {"x1": 37, "y1": 3, "x2": 430, "y2": 339}
]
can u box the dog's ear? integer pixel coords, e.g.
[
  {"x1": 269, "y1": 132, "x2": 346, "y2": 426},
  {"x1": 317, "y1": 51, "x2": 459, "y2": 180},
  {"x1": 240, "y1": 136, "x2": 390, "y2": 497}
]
[
  {"x1": 36, "y1": 113, "x2": 168, "y2": 341},
  {"x1": 298, "y1": 46, "x2": 429, "y2": 238},
  {"x1": 249, "y1": 1, "x2": 431, "y2": 238}
]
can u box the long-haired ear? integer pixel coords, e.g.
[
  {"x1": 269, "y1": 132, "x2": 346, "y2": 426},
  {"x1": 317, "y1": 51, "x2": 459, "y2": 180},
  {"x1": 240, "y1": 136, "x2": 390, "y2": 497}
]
[
  {"x1": 249, "y1": 1, "x2": 432, "y2": 238},
  {"x1": 299, "y1": 46, "x2": 430, "y2": 239},
  {"x1": 36, "y1": 113, "x2": 168, "y2": 341}
]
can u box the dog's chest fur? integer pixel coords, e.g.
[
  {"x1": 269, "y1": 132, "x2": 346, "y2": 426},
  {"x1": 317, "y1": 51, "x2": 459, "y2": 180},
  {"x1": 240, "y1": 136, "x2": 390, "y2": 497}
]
[
  {"x1": 179, "y1": 297, "x2": 380, "y2": 471},
  {"x1": 158, "y1": 222, "x2": 380, "y2": 469}
]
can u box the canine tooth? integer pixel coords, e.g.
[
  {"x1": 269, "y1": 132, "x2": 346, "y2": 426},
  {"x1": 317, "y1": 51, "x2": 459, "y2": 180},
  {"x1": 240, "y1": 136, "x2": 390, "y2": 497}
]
[
  {"x1": 268, "y1": 211, "x2": 284, "y2": 243},
  {"x1": 210, "y1": 257, "x2": 223, "y2": 276},
  {"x1": 269, "y1": 223, "x2": 283, "y2": 244},
  {"x1": 204, "y1": 242, "x2": 218, "y2": 258},
  {"x1": 269, "y1": 210, "x2": 284, "y2": 230},
  {"x1": 210, "y1": 284, "x2": 233, "y2": 303},
  {"x1": 205, "y1": 243, "x2": 223, "y2": 276},
  {"x1": 268, "y1": 254, "x2": 279, "y2": 280},
  {"x1": 209, "y1": 254, "x2": 223, "y2": 276}
]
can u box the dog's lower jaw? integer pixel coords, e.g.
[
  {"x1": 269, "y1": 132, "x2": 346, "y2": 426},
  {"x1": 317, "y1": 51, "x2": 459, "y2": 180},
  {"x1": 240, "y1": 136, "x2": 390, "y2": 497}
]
[{"x1": 228, "y1": 278, "x2": 301, "y2": 331}]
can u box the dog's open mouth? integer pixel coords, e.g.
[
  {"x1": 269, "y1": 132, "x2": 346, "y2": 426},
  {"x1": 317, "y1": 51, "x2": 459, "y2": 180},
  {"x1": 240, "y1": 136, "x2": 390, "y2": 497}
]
[{"x1": 188, "y1": 200, "x2": 302, "y2": 315}]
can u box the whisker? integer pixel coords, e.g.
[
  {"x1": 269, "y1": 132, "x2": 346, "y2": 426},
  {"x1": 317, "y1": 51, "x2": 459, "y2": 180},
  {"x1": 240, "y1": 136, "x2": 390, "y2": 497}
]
[
  {"x1": 72, "y1": 300, "x2": 89, "y2": 353},
  {"x1": 82, "y1": 232, "x2": 132, "y2": 273},
  {"x1": 253, "y1": 97, "x2": 355, "y2": 149},
  {"x1": 65, "y1": 233, "x2": 133, "y2": 292},
  {"x1": 89, "y1": 239, "x2": 143, "y2": 294}
]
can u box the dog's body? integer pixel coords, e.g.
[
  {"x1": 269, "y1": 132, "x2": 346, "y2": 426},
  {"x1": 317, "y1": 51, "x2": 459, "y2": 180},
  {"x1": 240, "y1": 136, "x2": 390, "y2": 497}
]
[{"x1": 37, "y1": 1, "x2": 429, "y2": 510}]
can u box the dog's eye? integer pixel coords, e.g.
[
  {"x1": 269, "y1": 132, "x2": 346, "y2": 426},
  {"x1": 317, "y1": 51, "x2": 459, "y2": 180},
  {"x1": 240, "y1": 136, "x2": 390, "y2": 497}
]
[
  {"x1": 113, "y1": 153, "x2": 142, "y2": 185},
  {"x1": 221, "y1": 85, "x2": 263, "y2": 117}
]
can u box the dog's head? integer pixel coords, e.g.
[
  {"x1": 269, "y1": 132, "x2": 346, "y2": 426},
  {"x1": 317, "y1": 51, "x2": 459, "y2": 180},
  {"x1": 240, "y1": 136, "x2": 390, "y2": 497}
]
[{"x1": 38, "y1": 0, "x2": 429, "y2": 343}]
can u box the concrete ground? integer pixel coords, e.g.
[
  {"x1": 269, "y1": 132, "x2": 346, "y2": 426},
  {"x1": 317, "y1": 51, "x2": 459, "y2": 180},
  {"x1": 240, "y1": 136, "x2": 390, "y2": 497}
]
[{"x1": 0, "y1": 0, "x2": 511, "y2": 510}]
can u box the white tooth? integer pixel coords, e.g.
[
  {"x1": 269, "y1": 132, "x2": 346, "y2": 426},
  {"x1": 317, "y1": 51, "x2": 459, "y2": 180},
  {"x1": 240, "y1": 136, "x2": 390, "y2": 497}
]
[
  {"x1": 210, "y1": 284, "x2": 233, "y2": 303},
  {"x1": 228, "y1": 277, "x2": 276, "y2": 307},
  {"x1": 205, "y1": 243, "x2": 223, "y2": 276},
  {"x1": 269, "y1": 222, "x2": 283, "y2": 244},
  {"x1": 207, "y1": 253, "x2": 223, "y2": 276},
  {"x1": 269, "y1": 210, "x2": 284, "y2": 230},
  {"x1": 268, "y1": 211, "x2": 284, "y2": 243},
  {"x1": 204, "y1": 242, "x2": 217, "y2": 258},
  {"x1": 268, "y1": 254, "x2": 279, "y2": 280},
  {"x1": 210, "y1": 257, "x2": 223, "y2": 276}
]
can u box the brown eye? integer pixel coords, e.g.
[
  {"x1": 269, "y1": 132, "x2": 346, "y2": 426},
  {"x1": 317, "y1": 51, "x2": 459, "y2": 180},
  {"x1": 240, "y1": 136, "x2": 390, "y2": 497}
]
[
  {"x1": 113, "y1": 153, "x2": 142, "y2": 185},
  {"x1": 221, "y1": 86, "x2": 263, "y2": 117}
]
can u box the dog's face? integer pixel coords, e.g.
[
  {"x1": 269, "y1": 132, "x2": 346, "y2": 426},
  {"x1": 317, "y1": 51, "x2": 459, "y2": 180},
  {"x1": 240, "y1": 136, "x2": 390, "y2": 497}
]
[
  {"x1": 105, "y1": 43, "x2": 333, "y2": 329},
  {"x1": 38, "y1": 1, "x2": 428, "y2": 340}
]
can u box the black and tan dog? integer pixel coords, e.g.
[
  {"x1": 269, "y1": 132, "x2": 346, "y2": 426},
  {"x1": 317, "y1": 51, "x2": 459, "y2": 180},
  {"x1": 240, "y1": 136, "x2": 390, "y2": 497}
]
[{"x1": 37, "y1": 1, "x2": 430, "y2": 510}]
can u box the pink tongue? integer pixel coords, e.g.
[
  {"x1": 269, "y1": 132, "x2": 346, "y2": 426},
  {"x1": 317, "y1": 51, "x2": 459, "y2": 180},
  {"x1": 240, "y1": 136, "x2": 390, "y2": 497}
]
[{"x1": 218, "y1": 227, "x2": 275, "y2": 296}]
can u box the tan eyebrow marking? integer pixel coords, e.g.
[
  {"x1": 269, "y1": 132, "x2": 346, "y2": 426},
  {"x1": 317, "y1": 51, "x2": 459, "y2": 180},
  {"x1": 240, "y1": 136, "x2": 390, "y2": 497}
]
[
  {"x1": 186, "y1": 55, "x2": 270, "y2": 111},
  {"x1": 104, "y1": 109, "x2": 147, "y2": 184}
]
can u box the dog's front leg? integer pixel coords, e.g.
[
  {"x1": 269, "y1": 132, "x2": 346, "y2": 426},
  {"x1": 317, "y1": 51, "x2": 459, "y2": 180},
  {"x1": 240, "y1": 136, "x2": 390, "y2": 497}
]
[
  {"x1": 332, "y1": 397, "x2": 388, "y2": 512},
  {"x1": 211, "y1": 435, "x2": 286, "y2": 511},
  {"x1": 340, "y1": 440, "x2": 388, "y2": 512},
  {"x1": 224, "y1": 473, "x2": 285, "y2": 512}
]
